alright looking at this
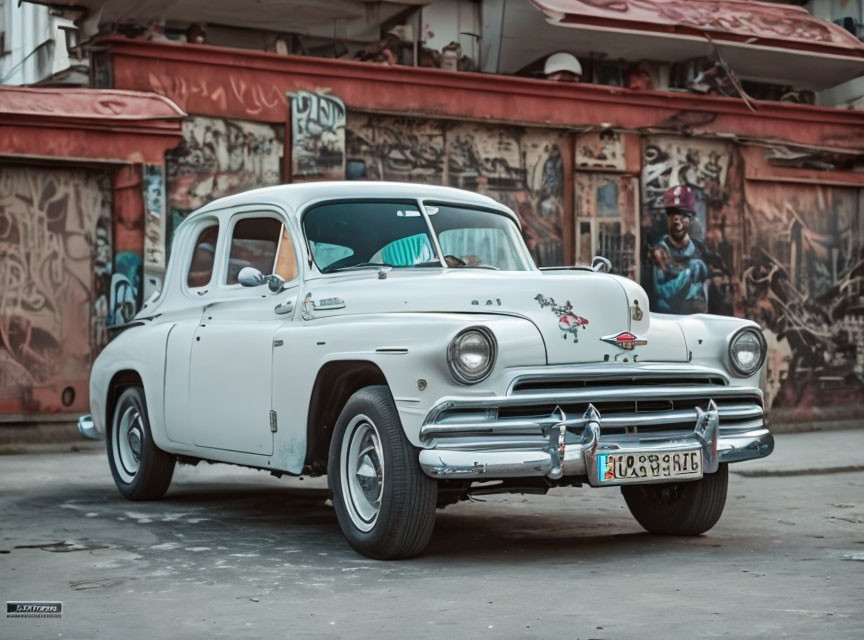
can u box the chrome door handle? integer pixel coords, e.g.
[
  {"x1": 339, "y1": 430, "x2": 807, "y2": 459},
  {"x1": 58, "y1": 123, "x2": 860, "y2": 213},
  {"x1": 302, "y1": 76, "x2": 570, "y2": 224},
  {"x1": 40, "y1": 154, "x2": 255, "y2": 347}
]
[{"x1": 274, "y1": 300, "x2": 295, "y2": 315}]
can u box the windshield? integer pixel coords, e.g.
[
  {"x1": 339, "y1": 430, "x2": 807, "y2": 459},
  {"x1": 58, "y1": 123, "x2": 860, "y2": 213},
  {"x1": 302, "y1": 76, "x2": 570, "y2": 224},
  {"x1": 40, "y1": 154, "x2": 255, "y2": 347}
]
[
  {"x1": 304, "y1": 200, "x2": 533, "y2": 273},
  {"x1": 425, "y1": 203, "x2": 532, "y2": 271}
]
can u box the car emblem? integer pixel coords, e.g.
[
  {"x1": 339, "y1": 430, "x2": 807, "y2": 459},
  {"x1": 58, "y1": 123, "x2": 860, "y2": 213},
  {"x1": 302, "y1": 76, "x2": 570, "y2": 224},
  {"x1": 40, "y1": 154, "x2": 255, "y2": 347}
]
[
  {"x1": 535, "y1": 294, "x2": 589, "y2": 343},
  {"x1": 631, "y1": 300, "x2": 643, "y2": 321},
  {"x1": 601, "y1": 331, "x2": 647, "y2": 350}
]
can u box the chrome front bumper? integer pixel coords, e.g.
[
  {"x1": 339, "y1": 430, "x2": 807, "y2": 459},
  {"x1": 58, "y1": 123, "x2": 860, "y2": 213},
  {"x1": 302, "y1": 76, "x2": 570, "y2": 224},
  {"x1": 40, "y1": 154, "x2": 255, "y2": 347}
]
[
  {"x1": 77, "y1": 414, "x2": 102, "y2": 441},
  {"x1": 417, "y1": 368, "x2": 773, "y2": 484}
]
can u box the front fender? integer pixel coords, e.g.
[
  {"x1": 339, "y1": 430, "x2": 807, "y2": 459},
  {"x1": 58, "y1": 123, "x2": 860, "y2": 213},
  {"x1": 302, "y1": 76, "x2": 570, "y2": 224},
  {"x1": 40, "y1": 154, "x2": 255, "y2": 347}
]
[
  {"x1": 270, "y1": 313, "x2": 546, "y2": 471},
  {"x1": 671, "y1": 313, "x2": 765, "y2": 388},
  {"x1": 89, "y1": 323, "x2": 173, "y2": 444}
]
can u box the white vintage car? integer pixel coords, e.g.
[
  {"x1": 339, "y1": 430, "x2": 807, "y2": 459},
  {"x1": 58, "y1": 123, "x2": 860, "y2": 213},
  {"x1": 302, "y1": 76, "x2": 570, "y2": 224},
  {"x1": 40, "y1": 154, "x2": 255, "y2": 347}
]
[{"x1": 80, "y1": 182, "x2": 773, "y2": 559}]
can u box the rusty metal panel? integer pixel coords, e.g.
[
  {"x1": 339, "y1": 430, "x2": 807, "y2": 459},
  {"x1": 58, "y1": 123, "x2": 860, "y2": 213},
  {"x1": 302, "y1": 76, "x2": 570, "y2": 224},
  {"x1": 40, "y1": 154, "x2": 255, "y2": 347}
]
[
  {"x1": 641, "y1": 136, "x2": 739, "y2": 316},
  {"x1": 741, "y1": 181, "x2": 864, "y2": 418},
  {"x1": 345, "y1": 114, "x2": 445, "y2": 184},
  {"x1": 145, "y1": 66, "x2": 288, "y2": 122},
  {"x1": 109, "y1": 38, "x2": 864, "y2": 152},
  {"x1": 0, "y1": 165, "x2": 112, "y2": 416},
  {"x1": 165, "y1": 116, "x2": 284, "y2": 240}
]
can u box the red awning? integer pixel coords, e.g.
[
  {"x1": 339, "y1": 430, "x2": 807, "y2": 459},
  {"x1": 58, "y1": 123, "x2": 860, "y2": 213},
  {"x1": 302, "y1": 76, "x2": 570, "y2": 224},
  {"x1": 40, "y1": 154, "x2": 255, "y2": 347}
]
[
  {"x1": 0, "y1": 87, "x2": 185, "y2": 164},
  {"x1": 527, "y1": 0, "x2": 864, "y2": 88},
  {"x1": 0, "y1": 87, "x2": 185, "y2": 122},
  {"x1": 531, "y1": 0, "x2": 864, "y2": 57}
]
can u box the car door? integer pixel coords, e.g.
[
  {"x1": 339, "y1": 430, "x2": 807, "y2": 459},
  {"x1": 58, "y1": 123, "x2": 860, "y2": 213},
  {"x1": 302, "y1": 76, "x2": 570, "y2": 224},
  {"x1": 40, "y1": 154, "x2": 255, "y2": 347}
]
[
  {"x1": 163, "y1": 215, "x2": 220, "y2": 446},
  {"x1": 188, "y1": 208, "x2": 300, "y2": 456}
]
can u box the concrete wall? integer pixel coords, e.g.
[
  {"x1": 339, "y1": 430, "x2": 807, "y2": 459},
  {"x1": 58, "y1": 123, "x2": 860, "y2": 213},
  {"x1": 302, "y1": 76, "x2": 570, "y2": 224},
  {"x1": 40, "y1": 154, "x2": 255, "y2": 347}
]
[{"x1": 0, "y1": 1, "x2": 74, "y2": 85}]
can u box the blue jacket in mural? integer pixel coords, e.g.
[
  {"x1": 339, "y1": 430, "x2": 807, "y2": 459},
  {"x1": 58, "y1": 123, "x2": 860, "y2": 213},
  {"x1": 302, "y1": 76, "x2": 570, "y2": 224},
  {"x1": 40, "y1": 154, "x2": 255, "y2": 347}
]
[{"x1": 652, "y1": 236, "x2": 709, "y2": 314}]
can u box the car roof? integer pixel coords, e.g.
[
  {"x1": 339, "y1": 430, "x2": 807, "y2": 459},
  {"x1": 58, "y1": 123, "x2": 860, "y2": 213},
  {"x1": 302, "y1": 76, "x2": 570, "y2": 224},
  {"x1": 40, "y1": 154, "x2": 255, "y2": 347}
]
[{"x1": 190, "y1": 181, "x2": 518, "y2": 225}]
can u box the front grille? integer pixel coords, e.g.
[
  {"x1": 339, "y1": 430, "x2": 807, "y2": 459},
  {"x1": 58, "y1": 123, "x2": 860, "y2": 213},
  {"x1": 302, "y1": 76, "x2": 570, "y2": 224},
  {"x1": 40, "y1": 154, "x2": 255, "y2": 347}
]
[
  {"x1": 421, "y1": 372, "x2": 765, "y2": 445},
  {"x1": 511, "y1": 375, "x2": 727, "y2": 394},
  {"x1": 497, "y1": 395, "x2": 760, "y2": 435}
]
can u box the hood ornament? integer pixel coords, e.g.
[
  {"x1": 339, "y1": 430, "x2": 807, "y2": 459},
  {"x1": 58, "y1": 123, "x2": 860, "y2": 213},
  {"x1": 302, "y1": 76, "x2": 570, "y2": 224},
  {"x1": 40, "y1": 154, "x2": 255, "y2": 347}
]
[{"x1": 601, "y1": 331, "x2": 647, "y2": 351}]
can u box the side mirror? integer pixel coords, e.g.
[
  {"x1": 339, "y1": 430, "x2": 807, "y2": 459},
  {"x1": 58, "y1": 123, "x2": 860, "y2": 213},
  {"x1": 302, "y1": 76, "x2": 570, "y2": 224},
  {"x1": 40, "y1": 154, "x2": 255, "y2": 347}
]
[
  {"x1": 238, "y1": 266, "x2": 266, "y2": 287},
  {"x1": 238, "y1": 267, "x2": 286, "y2": 292},
  {"x1": 591, "y1": 255, "x2": 612, "y2": 273}
]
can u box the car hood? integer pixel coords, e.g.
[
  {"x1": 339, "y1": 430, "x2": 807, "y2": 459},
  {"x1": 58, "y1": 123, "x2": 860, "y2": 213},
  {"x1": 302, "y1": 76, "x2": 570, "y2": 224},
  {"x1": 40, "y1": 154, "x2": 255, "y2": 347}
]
[{"x1": 299, "y1": 269, "x2": 688, "y2": 364}]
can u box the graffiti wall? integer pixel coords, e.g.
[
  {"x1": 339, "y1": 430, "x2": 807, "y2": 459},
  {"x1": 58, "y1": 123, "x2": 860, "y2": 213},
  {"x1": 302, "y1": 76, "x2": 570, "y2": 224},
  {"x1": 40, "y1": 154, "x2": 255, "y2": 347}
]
[
  {"x1": 346, "y1": 115, "x2": 445, "y2": 183},
  {"x1": 112, "y1": 166, "x2": 145, "y2": 326},
  {"x1": 741, "y1": 181, "x2": 863, "y2": 417},
  {"x1": 165, "y1": 116, "x2": 284, "y2": 242},
  {"x1": 447, "y1": 124, "x2": 567, "y2": 267},
  {"x1": 142, "y1": 164, "x2": 167, "y2": 297},
  {"x1": 575, "y1": 130, "x2": 628, "y2": 172},
  {"x1": 641, "y1": 136, "x2": 740, "y2": 316},
  {"x1": 291, "y1": 90, "x2": 346, "y2": 181},
  {"x1": 0, "y1": 165, "x2": 112, "y2": 415},
  {"x1": 345, "y1": 114, "x2": 567, "y2": 266},
  {"x1": 574, "y1": 172, "x2": 639, "y2": 280},
  {"x1": 636, "y1": 135, "x2": 863, "y2": 419}
]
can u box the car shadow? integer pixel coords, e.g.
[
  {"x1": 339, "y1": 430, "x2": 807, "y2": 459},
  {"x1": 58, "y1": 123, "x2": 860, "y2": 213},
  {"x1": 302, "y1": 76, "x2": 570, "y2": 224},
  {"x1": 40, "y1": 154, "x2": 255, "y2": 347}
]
[{"x1": 47, "y1": 480, "x2": 743, "y2": 562}]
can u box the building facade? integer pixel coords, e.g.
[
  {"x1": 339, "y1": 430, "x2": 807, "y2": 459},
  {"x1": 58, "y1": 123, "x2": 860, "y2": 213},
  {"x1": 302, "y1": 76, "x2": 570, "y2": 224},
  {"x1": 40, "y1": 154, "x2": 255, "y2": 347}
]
[{"x1": 2, "y1": 0, "x2": 864, "y2": 429}]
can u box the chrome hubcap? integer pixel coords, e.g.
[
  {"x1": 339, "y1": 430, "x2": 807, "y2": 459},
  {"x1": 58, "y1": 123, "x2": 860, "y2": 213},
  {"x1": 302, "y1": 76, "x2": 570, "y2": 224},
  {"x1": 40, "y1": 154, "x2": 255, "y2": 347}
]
[
  {"x1": 341, "y1": 415, "x2": 384, "y2": 532},
  {"x1": 114, "y1": 404, "x2": 143, "y2": 483}
]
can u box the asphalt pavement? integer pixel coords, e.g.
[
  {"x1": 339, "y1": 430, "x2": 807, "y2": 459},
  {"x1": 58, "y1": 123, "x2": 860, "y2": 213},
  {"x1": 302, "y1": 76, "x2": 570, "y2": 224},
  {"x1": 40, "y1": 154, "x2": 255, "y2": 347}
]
[{"x1": 1, "y1": 430, "x2": 862, "y2": 639}]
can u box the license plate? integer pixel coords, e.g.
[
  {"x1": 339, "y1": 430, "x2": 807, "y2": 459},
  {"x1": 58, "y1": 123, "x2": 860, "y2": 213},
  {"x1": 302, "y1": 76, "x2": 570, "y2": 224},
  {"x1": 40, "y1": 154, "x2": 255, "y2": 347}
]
[{"x1": 596, "y1": 450, "x2": 702, "y2": 485}]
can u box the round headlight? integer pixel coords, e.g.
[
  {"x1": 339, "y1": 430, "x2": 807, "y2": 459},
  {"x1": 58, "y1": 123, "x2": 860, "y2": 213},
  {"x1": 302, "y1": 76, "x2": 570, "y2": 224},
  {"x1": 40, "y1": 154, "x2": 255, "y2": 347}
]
[
  {"x1": 728, "y1": 328, "x2": 766, "y2": 377},
  {"x1": 447, "y1": 328, "x2": 496, "y2": 384}
]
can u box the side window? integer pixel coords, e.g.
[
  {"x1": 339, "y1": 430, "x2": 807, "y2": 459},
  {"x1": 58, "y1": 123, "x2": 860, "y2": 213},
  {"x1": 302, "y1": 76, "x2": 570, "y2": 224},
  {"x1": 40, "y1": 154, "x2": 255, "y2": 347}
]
[
  {"x1": 187, "y1": 224, "x2": 219, "y2": 288},
  {"x1": 226, "y1": 217, "x2": 283, "y2": 284}
]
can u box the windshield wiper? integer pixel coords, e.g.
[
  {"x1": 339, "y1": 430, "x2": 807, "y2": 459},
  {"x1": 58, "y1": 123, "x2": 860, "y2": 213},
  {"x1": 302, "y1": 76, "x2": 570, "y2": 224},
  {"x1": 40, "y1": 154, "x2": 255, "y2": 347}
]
[
  {"x1": 323, "y1": 261, "x2": 442, "y2": 274},
  {"x1": 322, "y1": 261, "x2": 393, "y2": 274}
]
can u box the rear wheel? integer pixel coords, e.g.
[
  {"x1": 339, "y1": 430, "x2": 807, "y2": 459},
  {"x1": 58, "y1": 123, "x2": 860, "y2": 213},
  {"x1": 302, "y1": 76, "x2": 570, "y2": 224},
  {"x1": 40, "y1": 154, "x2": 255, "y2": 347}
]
[
  {"x1": 621, "y1": 464, "x2": 728, "y2": 535},
  {"x1": 107, "y1": 386, "x2": 175, "y2": 501},
  {"x1": 328, "y1": 385, "x2": 437, "y2": 559}
]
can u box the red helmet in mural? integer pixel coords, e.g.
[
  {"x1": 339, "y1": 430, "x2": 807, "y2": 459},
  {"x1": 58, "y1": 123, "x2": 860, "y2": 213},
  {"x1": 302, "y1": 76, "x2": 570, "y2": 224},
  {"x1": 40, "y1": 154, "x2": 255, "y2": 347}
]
[{"x1": 662, "y1": 184, "x2": 696, "y2": 217}]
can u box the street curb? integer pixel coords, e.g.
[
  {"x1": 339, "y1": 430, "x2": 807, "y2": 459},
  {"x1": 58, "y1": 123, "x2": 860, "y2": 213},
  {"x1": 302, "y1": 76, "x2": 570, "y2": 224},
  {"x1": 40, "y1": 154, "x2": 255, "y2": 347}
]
[
  {"x1": 0, "y1": 442, "x2": 103, "y2": 456},
  {"x1": 732, "y1": 465, "x2": 864, "y2": 478}
]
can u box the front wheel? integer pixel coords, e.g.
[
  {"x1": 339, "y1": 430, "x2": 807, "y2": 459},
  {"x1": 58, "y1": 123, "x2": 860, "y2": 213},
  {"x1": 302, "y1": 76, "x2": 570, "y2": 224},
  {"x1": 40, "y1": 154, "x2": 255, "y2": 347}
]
[
  {"x1": 621, "y1": 463, "x2": 728, "y2": 535},
  {"x1": 328, "y1": 385, "x2": 437, "y2": 559},
  {"x1": 107, "y1": 386, "x2": 175, "y2": 501}
]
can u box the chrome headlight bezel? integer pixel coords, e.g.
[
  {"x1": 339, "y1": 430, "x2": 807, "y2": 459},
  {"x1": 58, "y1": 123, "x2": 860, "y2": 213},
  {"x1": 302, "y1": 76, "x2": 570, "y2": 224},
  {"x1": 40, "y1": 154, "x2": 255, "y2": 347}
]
[
  {"x1": 447, "y1": 327, "x2": 497, "y2": 385},
  {"x1": 727, "y1": 327, "x2": 767, "y2": 378}
]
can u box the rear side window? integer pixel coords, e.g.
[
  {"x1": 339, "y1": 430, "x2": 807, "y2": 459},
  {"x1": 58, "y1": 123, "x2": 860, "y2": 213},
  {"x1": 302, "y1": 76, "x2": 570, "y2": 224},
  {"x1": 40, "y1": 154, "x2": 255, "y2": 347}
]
[
  {"x1": 187, "y1": 224, "x2": 219, "y2": 288},
  {"x1": 226, "y1": 217, "x2": 283, "y2": 284}
]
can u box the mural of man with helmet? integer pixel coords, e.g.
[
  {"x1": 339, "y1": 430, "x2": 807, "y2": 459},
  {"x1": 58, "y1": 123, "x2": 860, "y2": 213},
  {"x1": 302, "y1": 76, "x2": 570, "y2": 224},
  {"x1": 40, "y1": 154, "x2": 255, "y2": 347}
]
[{"x1": 651, "y1": 184, "x2": 711, "y2": 314}]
